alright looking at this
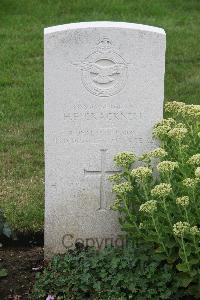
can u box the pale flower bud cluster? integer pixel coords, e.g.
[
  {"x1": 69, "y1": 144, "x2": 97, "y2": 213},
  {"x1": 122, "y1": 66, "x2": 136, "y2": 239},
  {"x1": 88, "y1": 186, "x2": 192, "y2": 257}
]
[
  {"x1": 131, "y1": 166, "x2": 152, "y2": 181},
  {"x1": 190, "y1": 226, "x2": 200, "y2": 236},
  {"x1": 140, "y1": 148, "x2": 167, "y2": 161},
  {"x1": 157, "y1": 161, "x2": 179, "y2": 174},
  {"x1": 168, "y1": 126, "x2": 188, "y2": 140},
  {"x1": 165, "y1": 102, "x2": 200, "y2": 119},
  {"x1": 182, "y1": 178, "x2": 198, "y2": 188},
  {"x1": 195, "y1": 167, "x2": 200, "y2": 178},
  {"x1": 150, "y1": 148, "x2": 168, "y2": 158},
  {"x1": 179, "y1": 144, "x2": 189, "y2": 151},
  {"x1": 153, "y1": 125, "x2": 170, "y2": 139},
  {"x1": 176, "y1": 196, "x2": 189, "y2": 207},
  {"x1": 112, "y1": 182, "x2": 133, "y2": 196},
  {"x1": 173, "y1": 221, "x2": 190, "y2": 237},
  {"x1": 153, "y1": 118, "x2": 188, "y2": 141},
  {"x1": 181, "y1": 104, "x2": 200, "y2": 119},
  {"x1": 165, "y1": 101, "x2": 186, "y2": 114},
  {"x1": 109, "y1": 174, "x2": 122, "y2": 183},
  {"x1": 111, "y1": 199, "x2": 121, "y2": 211},
  {"x1": 114, "y1": 152, "x2": 136, "y2": 168},
  {"x1": 156, "y1": 118, "x2": 177, "y2": 127},
  {"x1": 139, "y1": 200, "x2": 157, "y2": 214},
  {"x1": 187, "y1": 154, "x2": 200, "y2": 166},
  {"x1": 139, "y1": 222, "x2": 144, "y2": 229},
  {"x1": 153, "y1": 118, "x2": 176, "y2": 139},
  {"x1": 151, "y1": 183, "x2": 172, "y2": 199}
]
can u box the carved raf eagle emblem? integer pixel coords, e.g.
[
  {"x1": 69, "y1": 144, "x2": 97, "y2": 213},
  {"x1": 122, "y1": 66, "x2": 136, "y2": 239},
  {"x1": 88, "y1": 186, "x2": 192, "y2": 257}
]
[
  {"x1": 74, "y1": 38, "x2": 127, "y2": 97},
  {"x1": 79, "y1": 62, "x2": 126, "y2": 84}
]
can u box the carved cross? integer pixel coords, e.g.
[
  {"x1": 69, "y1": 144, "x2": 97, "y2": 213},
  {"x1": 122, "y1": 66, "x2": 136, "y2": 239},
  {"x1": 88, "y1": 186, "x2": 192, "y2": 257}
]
[{"x1": 84, "y1": 149, "x2": 120, "y2": 210}]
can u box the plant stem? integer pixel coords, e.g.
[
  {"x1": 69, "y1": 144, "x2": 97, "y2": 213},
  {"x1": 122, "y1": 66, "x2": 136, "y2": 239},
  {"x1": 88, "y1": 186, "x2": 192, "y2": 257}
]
[
  {"x1": 192, "y1": 235, "x2": 200, "y2": 260},
  {"x1": 184, "y1": 207, "x2": 189, "y2": 223},
  {"x1": 151, "y1": 214, "x2": 168, "y2": 256},
  {"x1": 162, "y1": 199, "x2": 173, "y2": 229},
  {"x1": 142, "y1": 184, "x2": 149, "y2": 201},
  {"x1": 123, "y1": 196, "x2": 140, "y2": 233},
  {"x1": 181, "y1": 236, "x2": 190, "y2": 272},
  {"x1": 192, "y1": 190, "x2": 199, "y2": 213}
]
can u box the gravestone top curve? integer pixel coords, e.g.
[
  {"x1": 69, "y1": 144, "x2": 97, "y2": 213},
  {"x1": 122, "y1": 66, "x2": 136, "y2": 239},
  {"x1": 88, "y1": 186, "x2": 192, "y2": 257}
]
[{"x1": 44, "y1": 21, "x2": 165, "y2": 35}]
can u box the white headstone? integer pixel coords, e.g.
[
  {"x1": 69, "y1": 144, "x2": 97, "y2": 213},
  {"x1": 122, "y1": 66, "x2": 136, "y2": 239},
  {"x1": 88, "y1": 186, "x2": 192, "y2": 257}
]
[{"x1": 44, "y1": 21, "x2": 166, "y2": 258}]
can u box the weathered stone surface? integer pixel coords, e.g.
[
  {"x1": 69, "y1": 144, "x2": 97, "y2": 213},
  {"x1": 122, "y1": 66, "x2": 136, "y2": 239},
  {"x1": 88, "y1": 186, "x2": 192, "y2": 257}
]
[{"x1": 44, "y1": 21, "x2": 166, "y2": 258}]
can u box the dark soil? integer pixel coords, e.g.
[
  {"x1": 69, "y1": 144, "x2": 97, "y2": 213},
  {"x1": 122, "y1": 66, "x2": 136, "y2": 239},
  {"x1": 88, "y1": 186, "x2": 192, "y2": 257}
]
[{"x1": 0, "y1": 234, "x2": 44, "y2": 300}]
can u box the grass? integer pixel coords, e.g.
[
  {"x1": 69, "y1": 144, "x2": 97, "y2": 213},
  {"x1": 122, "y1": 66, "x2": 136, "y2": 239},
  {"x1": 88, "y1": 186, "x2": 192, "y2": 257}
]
[{"x1": 0, "y1": 0, "x2": 199, "y2": 233}]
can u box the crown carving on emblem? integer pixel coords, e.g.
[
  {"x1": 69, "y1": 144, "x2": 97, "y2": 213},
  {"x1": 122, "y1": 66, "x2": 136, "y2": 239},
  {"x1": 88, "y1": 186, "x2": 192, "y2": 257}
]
[{"x1": 97, "y1": 38, "x2": 113, "y2": 52}]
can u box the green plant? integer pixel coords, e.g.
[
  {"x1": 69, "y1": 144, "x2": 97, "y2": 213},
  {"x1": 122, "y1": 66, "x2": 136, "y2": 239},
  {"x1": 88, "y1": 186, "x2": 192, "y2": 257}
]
[
  {"x1": 0, "y1": 209, "x2": 12, "y2": 279},
  {"x1": 110, "y1": 101, "x2": 200, "y2": 298},
  {"x1": 0, "y1": 268, "x2": 8, "y2": 278},
  {"x1": 0, "y1": 208, "x2": 12, "y2": 238},
  {"x1": 31, "y1": 243, "x2": 180, "y2": 300}
]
